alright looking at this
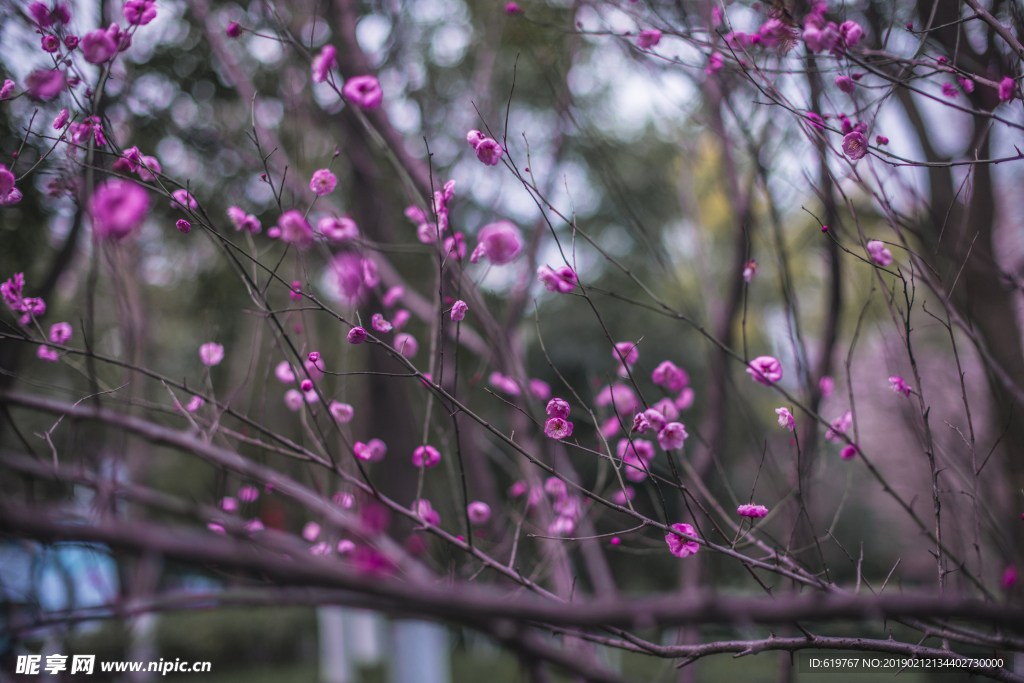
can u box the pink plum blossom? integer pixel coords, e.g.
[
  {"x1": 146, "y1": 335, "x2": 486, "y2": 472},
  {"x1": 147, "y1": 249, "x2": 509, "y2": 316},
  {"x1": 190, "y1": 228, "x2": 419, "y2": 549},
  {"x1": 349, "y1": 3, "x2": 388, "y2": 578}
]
[
  {"x1": 175, "y1": 219, "x2": 191, "y2": 234},
  {"x1": 545, "y1": 477, "x2": 568, "y2": 499},
  {"x1": 275, "y1": 361, "x2": 295, "y2": 383},
  {"x1": 889, "y1": 375, "x2": 912, "y2": 396},
  {"x1": 665, "y1": 523, "x2": 699, "y2": 558},
  {"x1": 52, "y1": 109, "x2": 69, "y2": 129},
  {"x1": 776, "y1": 407, "x2": 795, "y2": 430},
  {"x1": 383, "y1": 286, "x2": 404, "y2": 307},
  {"x1": 228, "y1": 206, "x2": 261, "y2": 234},
  {"x1": 48, "y1": 322, "x2": 72, "y2": 344},
  {"x1": 342, "y1": 75, "x2": 383, "y2": 109},
  {"x1": 529, "y1": 379, "x2": 551, "y2": 401},
  {"x1": 41, "y1": 35, "x2": 60, "y2": 52},
  {"x1": 737, "y1": 503, "x2": 769, "y2": 518},
  {"x1": 467, "y1": 502, "x2": 491, "y2": 525},
  {"x1": 88, "y1": 179, "x2": 151, "y2": 240},
  {"x1": 413, "y1": 445, "x2": 441, "y2": 468},
  {"x1": 840, "y1": 444, "x2": 859, "y2": 460},
  {"x1": 284, "y1": 390, "x2": 304, "y2": 411},
  {"x1": 415, "y1": 500, "x2": 441, "y2": 526},
  {"x1": 746, "y1": 356, "x2": 782, "y2": 386},
  {"x1": 842, "y1": 131, "x2": 868, "y2": 160},
  {"x1": 595, "y1": 384, "x2": 640, "y2": 414},
  {"x1": 81, "y1": 29, "x2": 116, "y2": 64},
  {"x1": 657, "y1": 422, "x2": 688, "y2": 450},
  {"x1": 638, "y1": 29, "x2": 662, "y2": 48},
  {"x1": 613, "y1": 341, "x2": 639, "y2": 372},
  {"x1": 612, "y1": 487, "x2": 635, "y2": 505},
  {"x1": 238, "y1": 486, "x2": 259, "y2": 503},
  {"x1": 470, "y1": 221, "x2": 523, "y2": 265},
  {"x1": 548, "y1": 516, "x2": 576, "y2": 537},
  {"x1": 199, "y1": 342, "x2": 224, "y2": 366},
  {"x1": 544, "y1": 417, "x2": 573, "y2": 440},
  {"x1": 599, "y1": 416, "x2": 621, "y2": 439},
  {"x1": 488, "y1": 372, "x2": 520, "y2": 395},
  {"x1": 302, "y1": 522, "x2": 321, "y2": 541},
  {"x1": 25, "y1": 68, "x2": 64, "y2": 102},
  {"x1": 221, "y1": 496, "x2": 238, "y2": 512},
  {"x1": 277, "y1": 210, "x2": 314, "y2": 249},
  {"x1": 675, "y1": 387, "x2": 695, "y2": 411},
  {"x1": 311, "y1": 45, "x2": 336, "y2": 83},
  {"x1": 825, "y1": 411, "x2": 853, "y2": 443},
  {"x1": 333, "y1": 491, "x2": 354, "y2": 508},
  {"x1": 0, "y1": 80, "x2": 14, "y2": 100},
  {"x1": 123, "y1": 0, "x2": 157, "y2": 25},
  {"x1": 652, "y1": 398, "x2": 679, "y2": 422},
  {"x1": 819, "y1": 375, "x2": 834, "y2": 398},
  {"x1": 505, "y1": 2, "x2": 522, "y2": 14},
  {"x1": 300, "y1": 379, "x2": 314, "y2": 392},
  {"x1": 347, "y1": 326, "x2": 367, "y2": 344},
  {"x1": 394, "y1": 333, "x2": 418, "y2": 358},
  {"x1": 473, "y1": 138, "x2": 504, "y2": 166},
  {"x1": 999, "y1": 77, "x2": 1015, "y2": 102},
  {"x1": 705, "y1": 51, "x2": 724, "y2": 75},
  {"x1": 392, "y1": 309, "x2": 410, "y2": 330},
  {"x1": 310, "y1": 169, "x2": 337, "y2": 195},
  {"x1": 866, "y1": 239, "x2": 893, "y2": 266},
  {"x1": 226, "y1": 21, "x2": 243, "y2": 38},
  {"x1": 546, "y1": 397, "x2": 570, "y2": 418},
  {"x1": 642, "y1": 408, "x2": 666, "y2": 433},
  {"x1": 37, "y1": 345, "x2": 59, "y2": 362},
  {"x1": 632, "y1": 412, "x2": 651, "y2": 434},
  {"x1": 835, "y1": 75, "x2": 855, "y2": 93},
  {"x1": 537, "y1": 265, "x2": 578, "y2": 293},
  {"x1": 451, "y1": 300, "x2": 468, "y2": 321},
  {"x1": 652, "y1": 360, "x2": 689, "y2": 391},
  {"x1": 1002, "y1": 565, "x2": 1017, "y2": 588},
  {"x1": 838, "y1": 20, "x2": 864, "y2": 47},
  {"x1": 329, "y1": 401, "x2": 355, "y2": 423},
  {"x1": 372, "y1": 313, "x2": 392, "y2": 332},
  {"x1": 171, "y1": 189, "x2": 198, "y2": 211},
  {"x1": 742, "y1": 259, "x2": 759, "y2": 282},
  {"x1": 0, "y1": 165, "x2": 21, "y2": 206}
]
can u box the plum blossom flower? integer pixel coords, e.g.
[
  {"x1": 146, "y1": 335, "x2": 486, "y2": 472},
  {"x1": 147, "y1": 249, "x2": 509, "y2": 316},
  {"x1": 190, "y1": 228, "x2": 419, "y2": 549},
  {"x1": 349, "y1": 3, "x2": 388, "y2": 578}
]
[
  {"x1": 238, "y1": 485, "x2": 259, "y2": 503},
  {"x1": 329, "y1": 401, "x2": 354, "y2": 423},
  {"x1": 0, "y1": 165, "x2": 22, "y2": 206},
  {"x1": 413, "y1": 445, "x2": 441, "y2": 468},
  {"x1": 383, "y1": 286, "x2": 404, "y2": 308},
  {"x1": 226, "y1": 21, "x2": 243, "y2": 38},
  {"x1": 737, "y1": 503, "x2": 769, "y2": 518},
  {"x1": 371, "y1": 313, "x2": 392, "y2": 332},
  {"x1": 37, "y1": 345, "x2": 59, "y2": 362},
  {"x1": 612, "y1": 487, "x2": 635, "y2": 505},
  {"x1": 284, "y1": 389, "x2": 304, "y2": 411},
  {"x1": 838, "y1": 20, "x2": 864, "y2": 47},
  {"x1": 657, "y1": 422, "x2": 688, "y2": 450},
  {"x1": 467, "y1": 502, "x2": 491, "y2": 525},
  {"x1": 529, "y1": 379, "x2": 551, "y2": 401},
  {"x1": 613, "y1": 342, "x2": 639, "y2": 376},
  {"x1": 41, "y1": 35, "x2": 60, "y2": 52},
  {"x1": 835, "y1": 75, "x2": 855, "y2": 93},
  {"x1": 889, "y1": 375, "x2": 912, "y2": 397},
  {"x1": 842, "y1": 131, "x2": 868, "y2": 160},
  {"x1": 310, "y1": 169, "x2": 337, "y2": 196},
  {"x1": 302, "y1": 522, "x2": 321, "y2": 541},
  {"x1": 49, "y1": 322, "x2": 72, "y2": 344},
  {"x1": 941, "y1": 82, "x2": 959, "y2": 98},
  {"x1": 88, "y1": 179, "x2": 151, "y2": 240},
  {"x1": 537, "y1": 265, "x2": 578, "y2": 293},
  {"x1": 819, "y1": 375, "x2": 834, "y2": 398},
  {"x1": 746, "y1": 356, "x2": 782, "y2": 386},
  {"x1": 81, "y1": 28, "x2": 117, "y2": 64},
  {"x1": 347, "y1": 326, "x2": 367, "y2": 344},
  {"x1": 123, "y1": 0, "x2": 157, "y2": 25},
  {"x1": 277, "y1": 210, "x2": 314, "y2": 249},
  {"x1": 451, "y1": 300, "x2": 468, "y2": 321},
  {"x1": 171, "y1": 189, "x2": 198, "y2": 211},
  {"x1": 220, "y1": 496, "x2": 238, "y2": 512},
  {"x1": 637, "y1": 29, "x2": 662, "y2": 48},
  {"x1": 825, "y1": 411, "x2": 853, "y2": 443},
  {"x1": 300, "y1": 379, "x2": 314, "y2": 392},
  {"x1": 544, "y1": 417, "x2": 573, "y2": 440},
  {"x1": 595, "y1": 383, "x2": 640, "y2": 414},
  {"x1": 803, "y1": 21, "x2": 838, "y2": 53},
  {"x1": 805, "y1": 112, "x2": 824, "y2": 130},
  {"x1": 472, "y1": 137, "x2": 504, "y2": 166},
  {"x1": 840, "y1": 444, "x2": 859, "y2": 460},
  {"x1": 310, "y1": 542, "x2": 331, "y2": 555},
  {"x1": 470, "y1": 221, "x2": 523, "y2": 265},
  {"x1": 959, "y1": 77, "x2": 974, "y2": 93},
  {"x1": 275, "y1": 361, "x2": 296, "y2": 383},
  {"x1": 705, "y1": 51, "x2": 724, "y2": 75},
  {"x1": 742, "y1": 259, "x2": 759, "y2": 282},
  {"x1": 546, "y1": 397, "x2": 570, "y2": 418},
  {"x1": 25, "y1": 69, "x2": 64, "y2": 101},
  {"x1": 489, "y1": 372, "x2": 520, "y2": 397},
  {"x1": 0, "y1": 80, "x2": 14, "y2": 100},
  {"x1": 548, "y1": 516, "x2": 576, "y2": 537},
  {"x1": 414, "y1": 500, "x2": 441, "y2": 526},
  {"x1": 545, "y1": 477, "x2": 568, "y2": 499},
  {"x1": 52, "y1": 109, "x2": 70, "y2": 130},
  {"x1": 200, "y1": 342, "x2": 224, "y2": 366},
  {"x1": 776, "y1": 407, "x2": 795, "y2": 430},
  {"x1": 618, "y1": 439, "x2": 655, "y2": 483},
  {"x1": 866, "y1": 239, "x2": 893, "y2": 266},
  {"x1": 392, "y1": 310, "x2": 410, "y2": 330},
  {"x1": 675, "y1": 387, "x2": 695, "y2": 411},
  {"x1": 342, "y1": 75, "x2": 383, "y2": 109},
  {"x1": 333, "y1": 491, "x2": 354, "y2": 508},
  {"x1": 175, "y1": 219, "x2": 191, "y2": 234},
  {"x1": 311, "y1": 45, "x2": 336, "y2": 83},
  {"x1": 652, "y1": 361, "x2": 689, "y2": 391},
  {"x1": 640, "y1": 408, "x2": 666, "y2": 433},
  {"x1": 394, "y1": 333, "x2": 418, "y2": 358},
  {"x1": 665, "y1": 523, "x2": 699, "y2": 558},
  {"x1": 505, "y1": 2, "x2": 522, "y2": 14},
  {"x1": 999, "y1": 76, "x2": 1015, "y2": 102},
  {"x1": 652, "y1": 398, "x2": 679, "y2": 422},
  {"x1": 228, "y1": 206, "x2": 261, "y2": 234}
]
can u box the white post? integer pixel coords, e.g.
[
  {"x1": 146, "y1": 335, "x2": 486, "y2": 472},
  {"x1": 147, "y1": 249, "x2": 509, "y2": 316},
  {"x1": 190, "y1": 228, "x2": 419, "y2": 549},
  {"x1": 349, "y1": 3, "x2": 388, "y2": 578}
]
[
  {"x1": 317, "y1": 607, "x2": 352, "y2": 683},
  {"x1": 389, "y1": 620, "x2": 450, "y2": 683}
]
